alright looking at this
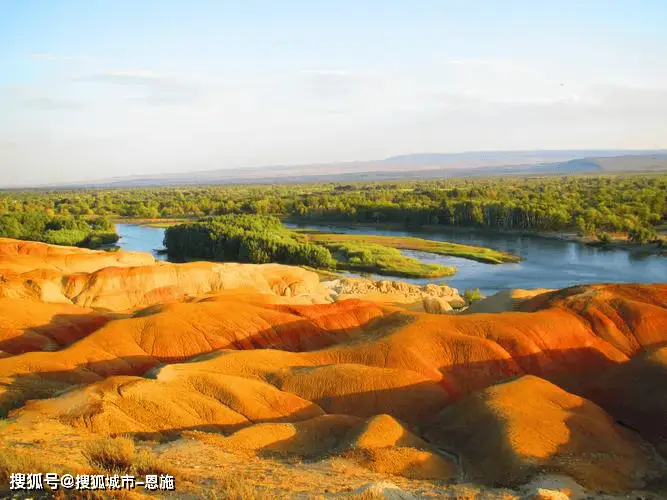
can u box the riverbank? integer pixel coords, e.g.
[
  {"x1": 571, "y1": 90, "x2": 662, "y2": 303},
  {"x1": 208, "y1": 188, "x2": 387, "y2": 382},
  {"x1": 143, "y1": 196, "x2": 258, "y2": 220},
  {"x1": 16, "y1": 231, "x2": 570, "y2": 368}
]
[
  {"x1": 298, "y1": 230, "x2": 520, "y2": 264},
  {"x1": 113, "y1": 217, "x2": 522, "y2": 263},
  {"x1": 115, "y1": 217, "x2": 664, "y2": 252},
  {"x1": 111, "y1": 217, "x2": 190, "y2": 228},
  {"x1": 287, "y1": 218, "x2": 667, "y2": 256},
  {"x1": 159, "y1": 216, "x2": 460, "y2": 280},
  {"x1": 114, "y1": 222, "x2": 667, "y2": 295},
  {"x1": 113, "y1": 216, "x2": 666, "y2": 260}
]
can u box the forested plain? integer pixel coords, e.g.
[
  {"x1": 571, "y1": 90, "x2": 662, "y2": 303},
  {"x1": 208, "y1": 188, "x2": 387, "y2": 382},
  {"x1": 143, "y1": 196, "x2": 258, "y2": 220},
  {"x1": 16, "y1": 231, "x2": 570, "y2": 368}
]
[
  {"x1": 1, "y1": 175, "x2": 665, "y2": 247},
  {"x1": 0, "y1": 211, "x2": 117, "y2": 248}
]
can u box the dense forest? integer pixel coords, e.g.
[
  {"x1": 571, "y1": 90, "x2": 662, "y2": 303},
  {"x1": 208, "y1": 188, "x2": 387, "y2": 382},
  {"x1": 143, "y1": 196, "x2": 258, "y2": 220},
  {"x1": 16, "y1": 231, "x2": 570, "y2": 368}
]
[
  {"x1": 0, "y1": 211, "x2": 117, "y2": 248},
  {"x1": 1, "y1": 174, "x2": 665, "y2": 245},
  {"x1": 164, "y1": 215, "x2": 456, "y2": 278},
  {"x1": 164, "y1": 215, "x2": 335, "y2": 268}
]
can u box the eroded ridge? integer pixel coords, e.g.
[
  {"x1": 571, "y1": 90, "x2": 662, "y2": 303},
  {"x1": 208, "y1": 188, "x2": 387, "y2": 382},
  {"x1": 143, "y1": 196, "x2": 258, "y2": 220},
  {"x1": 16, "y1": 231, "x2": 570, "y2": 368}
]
[{"x1": 1, "y1": 240, "x2": 666, "y2": 497}]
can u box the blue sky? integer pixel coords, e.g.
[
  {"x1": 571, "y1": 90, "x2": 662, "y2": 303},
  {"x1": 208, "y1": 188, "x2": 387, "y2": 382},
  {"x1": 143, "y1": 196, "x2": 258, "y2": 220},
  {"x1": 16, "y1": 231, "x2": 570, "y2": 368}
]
[{"x1": 1, "y1": 0, "x2": 667, "y2": 186}]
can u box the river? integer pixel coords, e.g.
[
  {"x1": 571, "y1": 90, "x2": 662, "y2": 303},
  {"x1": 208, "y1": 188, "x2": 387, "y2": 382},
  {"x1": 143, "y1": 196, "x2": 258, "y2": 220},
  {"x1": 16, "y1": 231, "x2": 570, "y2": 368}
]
[
  {"x1": 115, "y1": 223, "x2": 666, "y2": 295},
  {"x1": 115, "y1": 223, "x2": 169, "y2": 261}
]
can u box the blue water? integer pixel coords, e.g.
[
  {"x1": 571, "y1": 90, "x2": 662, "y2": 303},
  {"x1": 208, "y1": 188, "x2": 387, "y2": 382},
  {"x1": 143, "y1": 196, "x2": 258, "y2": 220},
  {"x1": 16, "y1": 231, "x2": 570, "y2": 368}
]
[
  {"x1": 115, "y1": 223, "x2": 667, "y2": 295},
  {"x1": 285, "y1": 223, "x2": 667, "y2": 295},
  {"x1": 115, "y1": 224, "x2": 168, "y2": 261}
]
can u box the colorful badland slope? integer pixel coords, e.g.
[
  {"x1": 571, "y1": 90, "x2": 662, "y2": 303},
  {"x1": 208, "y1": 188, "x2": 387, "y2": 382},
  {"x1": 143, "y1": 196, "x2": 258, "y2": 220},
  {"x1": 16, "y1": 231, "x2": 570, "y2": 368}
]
[{"x1": 0, "y1": 238, "x2": 665, "y2": 497}]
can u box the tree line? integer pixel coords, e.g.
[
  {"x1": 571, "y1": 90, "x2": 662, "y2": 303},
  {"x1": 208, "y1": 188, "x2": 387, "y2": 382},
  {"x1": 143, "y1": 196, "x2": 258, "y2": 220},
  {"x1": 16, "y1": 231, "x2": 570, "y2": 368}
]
[
  {"x1": 2, "y1": 174, "x2": 665, "y2": 244},
  {"x1": 163, "y1": 215, "x2": 460, "y2": 278},
  {"x1": 0, "y1": 211, "x2": 118, "y2": 248},
  {"x1": 164, "y1": 215, "x2": 335, "y2": 268}
]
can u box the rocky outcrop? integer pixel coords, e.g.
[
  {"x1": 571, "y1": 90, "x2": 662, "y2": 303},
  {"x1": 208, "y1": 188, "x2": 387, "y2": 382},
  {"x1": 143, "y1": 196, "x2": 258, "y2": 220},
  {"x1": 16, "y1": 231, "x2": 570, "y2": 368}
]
[
  {"x1": 325, "y1": 278, "x2": 465, "y2": 311},
  {"x1": 421, "y1": 296, "x2": 453, "y2": 313},
  {"x1": 62, "y1": 261, "x2": 331, "y2": 310}
]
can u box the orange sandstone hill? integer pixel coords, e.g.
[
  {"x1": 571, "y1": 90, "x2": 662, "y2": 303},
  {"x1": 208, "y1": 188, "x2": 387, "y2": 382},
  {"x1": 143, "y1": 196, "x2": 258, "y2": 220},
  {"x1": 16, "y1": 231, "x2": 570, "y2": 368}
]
[
  {"x1": 0, "y1": 237, "x2": 331, "y2": 310},
  {"x1": 0, "y1": 238, "x2": 665, "y2": 497}
]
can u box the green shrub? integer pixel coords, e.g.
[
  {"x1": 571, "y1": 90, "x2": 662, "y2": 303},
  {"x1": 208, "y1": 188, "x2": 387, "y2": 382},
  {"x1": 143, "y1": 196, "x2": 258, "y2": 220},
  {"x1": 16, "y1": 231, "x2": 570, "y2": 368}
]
[
  {"x1": 84, "y1": 231, "x2": 120, "y2": 248},
  {"x1": 596, "y1": 232, "x2": 612, "y2": 244},
  {"x1": 628, "y1": 226, "x2": 658, "y2": 244},
  {"x1": 43, "y1": 229, "x2": 89, "y2": 246},
  {"x1": 463, "y1": 288, "x2": 484, "y2": 303}
]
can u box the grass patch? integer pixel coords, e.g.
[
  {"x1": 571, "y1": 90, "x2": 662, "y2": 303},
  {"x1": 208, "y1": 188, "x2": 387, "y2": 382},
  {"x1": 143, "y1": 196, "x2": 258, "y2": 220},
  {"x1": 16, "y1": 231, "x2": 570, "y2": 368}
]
[
  {"x1": 145, "y1": 221, "x2": 182, "y2": 228},
  {"x1": 0, "y1": 449, "x2": 49, "y2": 485},
  {"x1": 83, "y1": 437, "x2": 135, "y2": 474},
  {"x1": 82, "y1": 437, "x2": 174, "y2": 477},
  {"x1": 300, "y1": 232, "x2": 520, "y2": 264},
  {"x1": 205, "y1": 473, "x2": 276, "y2": 499},
  {"x1": 321, "y1": 240, "x2": 455, "y2": 279},
  {"x1": 300, "y1": 266, "x2": 342, "y2": 281}
]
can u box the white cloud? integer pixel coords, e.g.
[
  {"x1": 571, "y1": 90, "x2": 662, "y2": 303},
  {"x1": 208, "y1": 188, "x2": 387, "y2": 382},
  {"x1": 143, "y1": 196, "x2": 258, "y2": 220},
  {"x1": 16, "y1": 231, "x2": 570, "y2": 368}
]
[{"x1": 2, "y1": 58, "x2": 667, "y2": 186}]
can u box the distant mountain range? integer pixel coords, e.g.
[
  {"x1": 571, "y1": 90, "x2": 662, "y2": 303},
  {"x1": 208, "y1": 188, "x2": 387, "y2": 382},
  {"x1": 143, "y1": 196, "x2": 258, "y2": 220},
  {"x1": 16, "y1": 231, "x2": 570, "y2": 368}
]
[{"x1": 39, "y1": 150, "x2": 667, "y2": 188}]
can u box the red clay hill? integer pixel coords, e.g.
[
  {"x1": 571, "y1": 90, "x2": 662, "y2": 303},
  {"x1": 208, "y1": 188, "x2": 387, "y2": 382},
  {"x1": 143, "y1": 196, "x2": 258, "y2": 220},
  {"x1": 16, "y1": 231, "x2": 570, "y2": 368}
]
[{"x1": 0, "y1": 238, "x2": 665, "y2": 497}]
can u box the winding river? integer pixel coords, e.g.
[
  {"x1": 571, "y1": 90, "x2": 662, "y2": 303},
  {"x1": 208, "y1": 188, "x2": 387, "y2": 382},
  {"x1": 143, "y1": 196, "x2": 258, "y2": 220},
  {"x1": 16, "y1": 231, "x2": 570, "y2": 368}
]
[{"x1": 115, "y1": 223, "x2": 666, "y2": 295}]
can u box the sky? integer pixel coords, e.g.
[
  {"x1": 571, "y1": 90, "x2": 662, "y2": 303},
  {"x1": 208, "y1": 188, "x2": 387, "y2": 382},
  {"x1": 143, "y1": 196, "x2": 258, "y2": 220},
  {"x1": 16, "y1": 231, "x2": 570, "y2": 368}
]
[{"x1": 1, "y1": 0, "x2": 667, "y2": 186}]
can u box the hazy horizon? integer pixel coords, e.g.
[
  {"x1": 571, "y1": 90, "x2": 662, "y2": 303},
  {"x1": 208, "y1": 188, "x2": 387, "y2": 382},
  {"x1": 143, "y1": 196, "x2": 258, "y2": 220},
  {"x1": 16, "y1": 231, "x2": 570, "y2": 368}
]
[{"x1": 2, "y1": 1, "x2": 667, "y2": 186}]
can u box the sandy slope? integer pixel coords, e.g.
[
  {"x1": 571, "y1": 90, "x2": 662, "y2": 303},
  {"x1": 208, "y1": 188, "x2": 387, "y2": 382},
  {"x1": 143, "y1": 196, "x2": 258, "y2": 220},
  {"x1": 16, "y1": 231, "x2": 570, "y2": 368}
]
[{"x1": 0, "y1": 239, "x2": 666, "y2": 498}]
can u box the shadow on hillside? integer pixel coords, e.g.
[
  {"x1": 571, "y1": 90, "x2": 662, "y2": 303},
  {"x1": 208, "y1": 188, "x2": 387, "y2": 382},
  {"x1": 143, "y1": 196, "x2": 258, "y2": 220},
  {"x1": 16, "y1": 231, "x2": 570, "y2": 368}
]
[
  {"x1": 1, "y1": 306, "x2": 666, "y2": 489},
  {"x1": 1, "y1": 347, "x2": 667, "y2": 492},
  {"x1": 0, "y1": 284, "x2": 666, "y2": 492},
  {"x1": 0, "y1": 300, "x2": 408, "y2": 354},
  {"x1": 0, "y1": 310, "x2": 412, "y2": 416},
  {"x1": 120, "y1": 371, "x2": 666, "y2": 491},
  {"x1": 0, "y1": 313, "x2": 115, "y2": 355},
  {"x1": 515, "y1": 283, "x2": 667, "y2": 313},
  {"x1": 422, "y1": 383, "x2": 667, "y2": 492},
  {"x1": 0, "y1": 342, "x2": 651, "y2": 414},
  {"x1": 0, "y1": 346, "x2": 641, "y2": 421},
  {"x1": 582, "y1": 345, "x2": 667, "y2": 457}
]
